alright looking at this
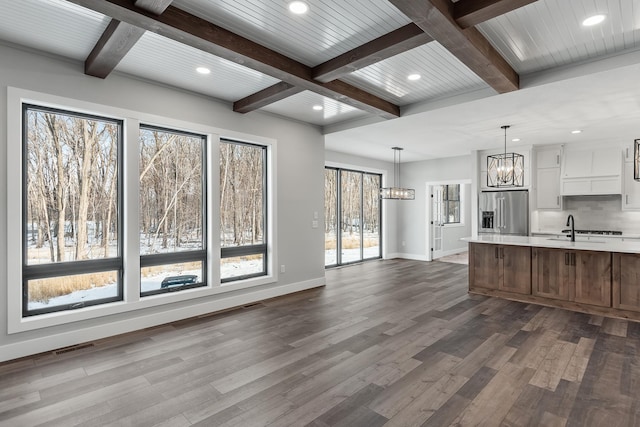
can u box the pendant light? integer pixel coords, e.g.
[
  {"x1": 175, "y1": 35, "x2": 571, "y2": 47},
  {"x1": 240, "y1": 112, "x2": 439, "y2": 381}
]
[
  {"x1": 634, "y1": 139, "x2": 640, "y2": 181},
  {"x1": 380, "y1": 147, "x2": 415, "y2": 200},
  {"x1": 487, "y1": 125, "x2": 524, "y2": 188}
]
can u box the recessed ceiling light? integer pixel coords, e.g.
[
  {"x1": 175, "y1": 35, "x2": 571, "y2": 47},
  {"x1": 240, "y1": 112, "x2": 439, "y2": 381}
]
[
  {"x1": 312, "y1": 105, "x2": 323, "y2": 111},
  {"x1": 289, "y1": 1, "x2": 308, "y2": 14},
  {"x1": 571, "y1": 130, "x2": 582, "y2": 134},
  {"x1": 512, "y1": 138, "x2": 521, "y2": 142},
  {"x1": 407, "y1": 73, "x2": 421, "y2": 81},
  {"x1": 582, "y1": 14, "x2": 606, "y2": 27},
  {"x1": 196, "y1": 67, "x2": 210, "y2": 75}
]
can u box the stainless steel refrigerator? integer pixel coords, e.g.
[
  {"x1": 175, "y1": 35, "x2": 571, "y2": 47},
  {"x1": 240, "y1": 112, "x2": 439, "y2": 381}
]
[{"x1": 478, "y1": 190, "x2": 529, "y2": 235}]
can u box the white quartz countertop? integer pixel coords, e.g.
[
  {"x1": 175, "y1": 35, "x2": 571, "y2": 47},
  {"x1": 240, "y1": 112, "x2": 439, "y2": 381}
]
[
  {"x1": 532, "y1": 230, "x2": 640, "y2": 239},
  {"x1": 463, "y1": 234, "x2": 640, "y2": 254}
]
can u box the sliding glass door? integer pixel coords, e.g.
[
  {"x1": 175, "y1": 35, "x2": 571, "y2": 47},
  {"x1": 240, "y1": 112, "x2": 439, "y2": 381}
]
[{"x1": 325, "y1": 167, "x2": 381, "y2": 267}]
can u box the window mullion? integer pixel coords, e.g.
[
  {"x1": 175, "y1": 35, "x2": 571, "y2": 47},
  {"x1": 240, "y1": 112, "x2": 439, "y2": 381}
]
[{"x1": 125, "y1": 118, "x2": 141, "y2": 303}]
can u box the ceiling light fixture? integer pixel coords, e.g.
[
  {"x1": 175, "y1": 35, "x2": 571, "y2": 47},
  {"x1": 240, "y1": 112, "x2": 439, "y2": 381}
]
[
  {"x1": 288, "y1": 1, "x2": 308, "y2": 14},
  {"x1": 380, "y1": 147, "x2": 415, "y2": 200},
  {"x1": 196, "y1": 67, "x2": 210, "y2": 74},
  {"x1": 512, "y1": 138, "x2": 521, "y2": 142},
  {"x1": 571, "y1": 130, "x2": 582, "y2": 134},
  {"x1": 487, "y1": 125, "x2": 524, "y2": 188},
  {"x1": 312, "y1": 105, "x2": 323, "y2": 111},
  {"x1": 582, "y1": 14, "x2": 606, "y2": 27},
  {"x1": 407, "y1": 73, "x2": 421, "y2": 81}
]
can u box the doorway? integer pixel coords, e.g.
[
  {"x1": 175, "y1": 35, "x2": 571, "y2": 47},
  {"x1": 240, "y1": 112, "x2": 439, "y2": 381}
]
[
  {"x1": 426, "y1": 180, "x2": 472, "y2": 261},
  {"x1": 325, "y1": 167, "x2": 382, "y2": 267}
]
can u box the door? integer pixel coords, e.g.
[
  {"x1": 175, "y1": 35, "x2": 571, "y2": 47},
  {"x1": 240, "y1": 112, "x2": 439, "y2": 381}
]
[
  {"x1": 340, "y1": 170, "x2": 362, "y2": 264},
  {"x1": 324, "y1": 168, "x2": 338, "y2": 266},
  {"x1": 574, "y1": 251, "x2": 611, "y2": 307},
  {"x1": 470, "y1": 243, "x2": 500, "y2": 290},
  {"x1": 536, "y1": 168, "x2": 561, "y2": 209},
  {"x1": 478, "y1": 192, "x2": 497, "y2": 233},
  {"x1": 613, "y1": 253, "x2": 640, "y2": 311},
  {"x1": 501, "y1": 191, "x2": 528, "y2": 235},
  {"x1": 431, "y1": 185, "x2": 444, "y2": 259},
  {"x1": 501, "y1": 245, "x2": 532, "y2": 295},
  {"x1": 532, "y1": 247, "x2": 572, "y2": 301},
  {"x1": 326, "y1": 167, "x2": 382, "y2": 267}
]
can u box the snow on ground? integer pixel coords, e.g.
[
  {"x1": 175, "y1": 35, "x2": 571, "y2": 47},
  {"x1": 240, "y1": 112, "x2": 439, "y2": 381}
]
[
  {"x1": 29, "y1": 247, "x2": 378, "y2": 310},
  {"x1": 28, "y1": 260, "x2": 259, "y2": 310}
]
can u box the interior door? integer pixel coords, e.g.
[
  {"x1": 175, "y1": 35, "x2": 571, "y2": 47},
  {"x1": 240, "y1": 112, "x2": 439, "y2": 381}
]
[{"x1": 431, "y1": 186, "x2": 444, "y2": 259}]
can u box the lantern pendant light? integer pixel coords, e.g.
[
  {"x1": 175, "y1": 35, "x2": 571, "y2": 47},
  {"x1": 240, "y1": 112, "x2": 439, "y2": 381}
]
[
  {"x1": 380, "y1": 147, "x2": 415, "y2": 200},
  {"x1": 487, "y1": 125, "x2": 524, "y2": 188}
]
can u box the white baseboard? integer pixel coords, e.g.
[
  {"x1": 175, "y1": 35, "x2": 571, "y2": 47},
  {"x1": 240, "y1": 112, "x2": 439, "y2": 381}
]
[
  {"x1": 0, "y1": 278, "x2": 325, "y2": 363},
  {"x1": 434, "y1": 247, "x2": 468, "y2": 259},
  {"x1": 388, "y1": 253, "x2": 429, "y2": 261}
]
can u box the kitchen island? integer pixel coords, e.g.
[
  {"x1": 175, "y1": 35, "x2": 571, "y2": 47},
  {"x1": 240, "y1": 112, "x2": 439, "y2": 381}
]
[{"x1": 466, "y1": 235, "x2": 640, "y2": 321}]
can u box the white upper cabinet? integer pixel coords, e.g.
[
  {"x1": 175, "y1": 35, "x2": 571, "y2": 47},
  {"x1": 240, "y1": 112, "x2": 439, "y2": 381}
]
[
  {"x1": 537, "y1": 149, "x2": 561, "y2": 169},
  {"x1": 623, "y1": 144, "x2": 640, "y2": 210},
  {"x1": 535, "y1": 147, "x2": 561, "y2": 210}
]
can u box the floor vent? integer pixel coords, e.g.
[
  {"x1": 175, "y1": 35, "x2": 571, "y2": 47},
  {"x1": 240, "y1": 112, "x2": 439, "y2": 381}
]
[{"x1": 54, "y1": 343, "x2": 94, "y2": 355}]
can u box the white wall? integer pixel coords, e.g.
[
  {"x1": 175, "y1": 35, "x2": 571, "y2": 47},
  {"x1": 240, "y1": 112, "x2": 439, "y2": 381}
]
[
  {"x1": 398, "y1": 155, "x2": 473, "y2": 260},
  {"x1": 0, "y1": 43, "x2": 325, "y2": 361}
]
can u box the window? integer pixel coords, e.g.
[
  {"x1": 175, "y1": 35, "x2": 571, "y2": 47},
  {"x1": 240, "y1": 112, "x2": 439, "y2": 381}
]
[
  {"x1": 442, "y1": 184, "x2": 461, "y2": 224},
  {"x1": 220, "y1": 139, "x2": 267, "y2": 282},
  {"x1": 325, "y1": 166, "x2": 381, "y2": 267},
  {"x1": 139, "y1": 125, "x2": 207, "y2": 296},
  {"x1": 9, "y1": 89, "x2": 276, "y2": 332},
  {"x1": 22, "y1": 105, "x2": 123, "y2": 316}
]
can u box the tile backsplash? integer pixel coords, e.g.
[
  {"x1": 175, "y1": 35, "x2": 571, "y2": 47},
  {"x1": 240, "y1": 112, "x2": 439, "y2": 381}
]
[{"x1": 534, "y1": 195, "x2": 640, "y2": 234}]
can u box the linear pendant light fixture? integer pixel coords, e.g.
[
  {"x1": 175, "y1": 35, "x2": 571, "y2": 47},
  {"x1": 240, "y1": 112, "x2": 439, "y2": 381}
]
[
  {"x1": 487, "y1": 125, "x2": 524, "y2": 188},
  {"x1": 380, "y1": 147, "x2": 415, "y2": 200},
  {"x1": 634, "y1": 139, "x2": 640, "y2": 181}
]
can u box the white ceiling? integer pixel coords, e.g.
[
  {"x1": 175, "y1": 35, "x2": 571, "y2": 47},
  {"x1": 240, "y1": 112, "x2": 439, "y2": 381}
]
[{"x1": 1, "y1": 0, "x2": 639, "y2": 162}]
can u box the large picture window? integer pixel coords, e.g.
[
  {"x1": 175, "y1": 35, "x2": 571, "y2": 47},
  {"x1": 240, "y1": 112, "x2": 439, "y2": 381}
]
[
  {"x1": 22, "y1": 105, "x2": 123, "y2": 316},
  {"x1": 9, "y1": 89, "x2": 276, "y2": 332},
  {"x1": 139, "y1": 125, "x2": 207, "y2": 296},
  {"x1": 220, "y1": 139, "x2": 267, "y2": 282}
]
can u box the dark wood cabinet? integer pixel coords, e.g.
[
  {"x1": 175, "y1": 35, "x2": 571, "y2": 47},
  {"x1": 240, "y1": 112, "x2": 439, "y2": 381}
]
[
  {"x1": 613, "y1": 253, "x2": 640, "y2": 312},
  {"x1": 470, "y1": 243, "x2": 531, "y2": 295},
  {"x1": 532, "y1": 247, "x2": 571, "y2": 300},
  {"x1": 532, "y1": 247, "x2": 611, "y2": 307},
  {"x1": 574, "y1": 250, "x2": 611, "y2": 307}
]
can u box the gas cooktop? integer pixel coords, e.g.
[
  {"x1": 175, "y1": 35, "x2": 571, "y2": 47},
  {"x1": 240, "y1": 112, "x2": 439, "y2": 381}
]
[{"x1": 561, "y1": 229, "x2": 623, "y2": 236}]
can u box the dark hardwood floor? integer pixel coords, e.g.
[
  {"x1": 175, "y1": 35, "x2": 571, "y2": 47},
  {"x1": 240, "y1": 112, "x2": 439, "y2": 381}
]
[{"x1": 1, "y1": 259, "x2": 640, "y2": 426}]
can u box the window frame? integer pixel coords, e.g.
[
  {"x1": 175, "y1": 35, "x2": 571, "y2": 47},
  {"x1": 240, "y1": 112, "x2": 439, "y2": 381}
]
[
  {"x1": 21, "y1": 104, "x2": 124, "y2": 317},
  {"x1": 442, "y1": 184, "x2": 461, "y2": 225},
  {"x1": 219, "y1": 138, "x2": 268, "y2": 283},
  {"x1": 7, "y1": 87, "x2": 277, "y2": 334},
  {"x1": 324, "y1": 165, "x2": 382, "y2": 268},
  {"x1": 138, "y1": 124, "x2": 208, "y2": 297}
]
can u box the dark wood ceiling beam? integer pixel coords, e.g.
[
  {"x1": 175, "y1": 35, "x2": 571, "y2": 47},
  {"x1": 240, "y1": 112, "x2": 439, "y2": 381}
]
[
  {"x1": 236, "y1": 23, "x2": 432, "y2": 114},
  {"x1": 85, "y1": 21, "x2": 145, "y2": 78},
  {"x1": 312, "y1": 23, "x2": 433, "y2": 83},
  {"x1": 388, "y1": 0, "x2": 519, "y2": 93},
  {"x1": 233, "y1": 82, "x2": 304, "y2": 113},
  {"x1": 454, "y1": 0, "x2": 539, "y2": 28},
  {"x1": 85, "y1": 0, "x2": 173, "y2": 78},
  {"x1": 68, "y1": 0, "x2": 400, "y2": 118}
]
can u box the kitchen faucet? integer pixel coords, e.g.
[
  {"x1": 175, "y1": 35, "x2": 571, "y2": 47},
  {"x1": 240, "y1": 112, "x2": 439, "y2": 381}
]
[{"x1": 566, "y1": 214, "x2": 575, "y2": 242}]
